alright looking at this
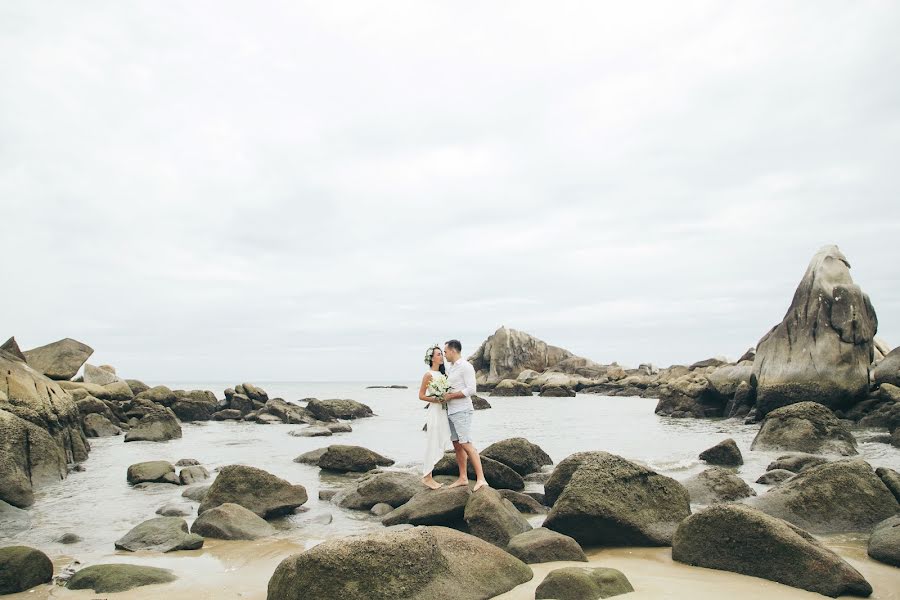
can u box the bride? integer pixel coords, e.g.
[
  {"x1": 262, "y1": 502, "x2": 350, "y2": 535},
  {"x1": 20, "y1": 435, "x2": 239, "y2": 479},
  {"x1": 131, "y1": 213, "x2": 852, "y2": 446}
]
[{"x1": 418, "y1": 344, "x2": 452, "y2": 490}]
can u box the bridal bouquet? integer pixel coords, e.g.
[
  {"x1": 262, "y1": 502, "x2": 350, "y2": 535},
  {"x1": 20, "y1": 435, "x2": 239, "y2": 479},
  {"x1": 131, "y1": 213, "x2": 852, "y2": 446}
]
[{"x1": 426, "y1": 374, "x2": 452, "y2": 411}]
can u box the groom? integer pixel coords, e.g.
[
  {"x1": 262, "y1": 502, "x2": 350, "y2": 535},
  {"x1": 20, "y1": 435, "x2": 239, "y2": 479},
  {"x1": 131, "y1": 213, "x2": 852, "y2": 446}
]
[{"x1": 441, "y1": 339, "x2": 489, "y2": 491}]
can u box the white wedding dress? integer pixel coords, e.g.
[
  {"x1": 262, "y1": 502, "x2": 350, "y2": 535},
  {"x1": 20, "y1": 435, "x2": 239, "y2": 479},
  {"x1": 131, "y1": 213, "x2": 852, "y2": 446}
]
[{"x1": 423, "y1": 370, "x2": 452, "y2": 475}]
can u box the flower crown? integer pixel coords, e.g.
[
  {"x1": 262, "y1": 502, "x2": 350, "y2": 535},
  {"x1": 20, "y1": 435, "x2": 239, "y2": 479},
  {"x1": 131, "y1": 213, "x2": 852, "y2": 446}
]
[{"x1": 424, "y1": 344, "x2": 442, "y2": 365}]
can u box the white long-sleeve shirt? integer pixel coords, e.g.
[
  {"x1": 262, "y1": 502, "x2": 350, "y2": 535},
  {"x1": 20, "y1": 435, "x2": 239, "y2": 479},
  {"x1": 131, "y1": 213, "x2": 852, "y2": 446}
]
[{"x1": 446, "y1": 359, "x2": 476, "y2": 414}]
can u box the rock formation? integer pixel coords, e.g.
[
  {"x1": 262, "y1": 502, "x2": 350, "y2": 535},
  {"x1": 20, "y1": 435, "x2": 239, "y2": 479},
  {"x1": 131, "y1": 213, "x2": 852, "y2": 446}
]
[
  {"x1": 752, "y1": 245, "x2": 877, "y2": 417},
  {"x1": 21, "y1": 337, "x2": 94, "y2": 380},
  {"x1": 469, "y1": 326, "x2": 575, "y2": 385}
]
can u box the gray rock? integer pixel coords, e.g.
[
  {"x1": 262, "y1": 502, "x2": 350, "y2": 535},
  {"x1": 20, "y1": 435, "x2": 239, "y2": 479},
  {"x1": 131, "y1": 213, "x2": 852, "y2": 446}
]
[
  {"x1": 370, "y1": 503, "x2": 393, "y2": 516},
  {"x1": 175, "y1": 458, "x2": 200, "y2": 466},
  {"x1": 433, "y1": 452, "x2": 525, "y2": 490},
  {"x1": 56, "y1": 532, "x2": 81, "y2": 544},
  {"x1": 867, "y1": 515, "x2": 900, "y2": 567},
  {"x1": 125, "y1": 379, "x2": 151, "y2": 395},
  {"x1": 82, "y1": 413, "x2": 121, "y2": 437},
  {"x1": 543, "y1": 451, "x2": 691, "y2": 546},
  {"x1": 681, "y1": 467, "x2": 756, "y2": 504},
  {"x1": 123, "y1": 405, "x2": 182, "y2": 443},
  {"x1": 66, "y1": 564, "x2": 176, "y2": 593},
  {"x1": 84, "y1": 363, "x2": 120, "y2": 386},
  {"x1": 179, "y1": 465, "x2": 209, "y2": 485},
  {"x1": 0, "y1": 546, "x2": 52, "y2": 594},
  {"x1": 333, "y1": 471, "x2": 425, "y2": 510},
  {"x1": 259, "y1": 398, "x2": 314, "y2": 424},
  {"x1": 698, "y1": 438, "x2": 743, "y2": 466},
  {"x1": 319, "y1": 490, "x2": 337, "y2": 501},
  {"x1": 540, "y1": 384, "x2": 576, "y2": 397},
  {"x1": 181, "y1": 484, "x2": 211, "y2": 502},
  {"x1": 507, "y1": 527, "x2": 587, "y2": 564},
  {"x1": 305, "y1": 398, "x2": 374, "y2": 420},
  {"x1": 212, "y1": 408, "x2": 242, "y2": 420},
  {"x1": 198, "y1": 464, "x2": 308, "y2": 518},
  {"x1": 190, "y1": 502, "x2": 275, "y2": 540},
  {"x1": 135, "y1": 385, "x2": 178, "y2": 406},
  {"x1": 748, "y1": 459, "x2": 899, "y2": 533},
  {"x1": 535, "y1": 566, "x2": 634, "y2": 600},
  {"x1": 472, "y1": 395, "x2": 492, "y2": 410},
  {"x1": 0, "y1": 500, "x2": 31, "y2": 535},
  {"x1": 288, "y1": 425, "x2": 332, "y2": 437},
  {"x1": 327, "y1": 422, "x2": 352, "y2": 433},
  {"x1": 266, "y1": 526, "x2": 533, "y2": 600},
  {"x1": 875, "y1": 466, "x2": 900, "y2": 503},
  {"x1": 752, "y1": 245, "x2": 877, "y2": 417},
  {"x1": 766, "y1": 453, "x2": 829, "y2": 473},
  {"x1": 464, "y1": 487, "x2": 532, "y2": 547},
  {"x1": 672, "y1": 504, "x2": 871, "y2": 597},
  {"x1": 22, "y1": 337, "x2": 93, "y2": 380},
  {"x1": 317, "y1": 445, "x2": 395, "y2": 473},
  {"x1": 293, "y1": 447, "x2": 327, "y2": 465},
  {"x1": 482, "y1": 437, "x2": 553, "y2": 476},
  {"x1": 156, "y1": 503, "x2": 193, "y2": 517},
  {"x1": 127, "y1": 460, "x2": 178, "y2": 485},
  {"x1": 382, "y1": 485, "x2": 471, "y2": 527},
  {"x1": 874, "y1": 347, "x2": 900, "y2": 387},
  {"x1": 490, "y1": 379, "x2": 534, "y2": 397},
  {"x1": 498, "y1": 489, "x2": 547, "y2": 513},
  {"x1": 114, "y1": 517, "x2": 204, "y2": 552},
  {"x1": 756, "y1": 469, "x2": 795, "y2": 485},
  {"x1": 751, "y1": 402, "x2": 857, "y2": 455}
]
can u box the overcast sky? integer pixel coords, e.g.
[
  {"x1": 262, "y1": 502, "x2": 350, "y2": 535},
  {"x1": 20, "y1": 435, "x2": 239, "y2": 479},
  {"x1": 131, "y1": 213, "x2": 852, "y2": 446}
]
[{"x1": 2, "y1": 2, "x2": 898, "y2": 382}]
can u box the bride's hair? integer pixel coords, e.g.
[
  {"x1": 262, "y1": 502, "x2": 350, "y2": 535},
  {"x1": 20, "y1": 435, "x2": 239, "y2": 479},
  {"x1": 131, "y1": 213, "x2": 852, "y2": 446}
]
[{"x1": 424, "y1": 345, "x2": 446, "y2": 375}]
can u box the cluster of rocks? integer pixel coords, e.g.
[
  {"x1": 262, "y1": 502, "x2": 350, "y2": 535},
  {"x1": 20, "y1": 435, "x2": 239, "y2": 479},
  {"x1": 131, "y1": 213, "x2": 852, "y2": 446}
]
[{"x1": 468, "y1": 246, "x2": 900, "y2": 456}]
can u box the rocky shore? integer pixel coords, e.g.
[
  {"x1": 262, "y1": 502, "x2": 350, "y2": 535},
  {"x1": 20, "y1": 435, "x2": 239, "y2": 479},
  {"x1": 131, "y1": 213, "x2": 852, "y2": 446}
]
[{"x1": 1, "y1": 243, "x2": 898, "y2": 598}]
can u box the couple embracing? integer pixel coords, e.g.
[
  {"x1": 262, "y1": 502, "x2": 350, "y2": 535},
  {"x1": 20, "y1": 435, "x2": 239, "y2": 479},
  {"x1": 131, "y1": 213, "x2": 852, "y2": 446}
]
[{"x1": 418, "y1": 339, "x2": 489, "y2": 492}]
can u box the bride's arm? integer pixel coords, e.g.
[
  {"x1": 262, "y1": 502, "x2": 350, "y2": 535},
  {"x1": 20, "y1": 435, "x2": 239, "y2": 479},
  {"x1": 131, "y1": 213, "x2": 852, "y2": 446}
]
[{"x1": 418, "y1": 373, "x2": 436, "y2": 402}]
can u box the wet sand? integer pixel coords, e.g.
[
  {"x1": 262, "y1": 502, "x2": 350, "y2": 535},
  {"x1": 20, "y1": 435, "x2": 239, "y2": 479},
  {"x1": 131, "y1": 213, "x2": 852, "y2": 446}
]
[{"x1": 9, "y1": 535, "x2": 898, "y2": 600}]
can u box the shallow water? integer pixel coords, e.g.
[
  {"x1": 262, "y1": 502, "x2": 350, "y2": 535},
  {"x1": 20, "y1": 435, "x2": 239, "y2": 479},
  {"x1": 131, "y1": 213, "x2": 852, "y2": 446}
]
[{"x1": 3, "y1": 382, "x2": 900, "y2": 597}]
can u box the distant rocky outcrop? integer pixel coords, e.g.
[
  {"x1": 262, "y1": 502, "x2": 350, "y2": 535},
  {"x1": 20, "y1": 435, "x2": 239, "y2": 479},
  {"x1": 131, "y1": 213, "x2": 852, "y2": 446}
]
[
  {"x1": 752, "y1": 245, "x2": 877, "y2": 417},
  {"x1": 0, "y1": 346, "x2": 89, "y2": 507},
  {"x1": 469, "y1": 326, "x2": 575, "y2": 385},
  {"x1": 21, "y1": 337, "x2": 94, "y2": 380}
]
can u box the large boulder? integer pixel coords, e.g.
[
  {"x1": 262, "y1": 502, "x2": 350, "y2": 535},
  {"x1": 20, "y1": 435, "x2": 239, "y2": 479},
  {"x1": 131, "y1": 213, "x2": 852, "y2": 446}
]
[
  {"x1": 543, "y1": 452, "x2": 691, "y2": 546},
  {"x1": 469, "y1": 326, "x2": 575, "y2": 385},
  {"x1": 305, "y1": 398, "x2": 373, "y2": 420},
  {"x1": 873, "y1": 347, "x2": 900, "y2": 387},
  {"x1": 66, "y1": 564, "x2": 176, "y2": 593},
  {"x1": 82, "y1": 413, "x2": 121, "y2": 437},
  {"x1": 482, "y1": 438, "x2": 553, "y2": 476},
  {"x1": 498, "y1": 489, "x2": 547, "y2": 514},
  {"x1": 463, "y1": 487, "x2": 532, "y2": 547},
  {"x1": 317, "y1": 445, "x2": 395, "y2": 473},
  {"x1": 876, "y1": 466, "x2": 900, "y2": 503},
  {"x1": 0, "y1": 350, "x2": 90, "y2": 508},
  {"x1": 867, "y1": 515, "x2": 900, "y2": 567},
  {"x1": 432, "y1": 452, "x2": 525, "y2": 490},
  {"x1": 766, "y1": 453, "x2": 829, "y2": 473},
  {"x1": 123, "y1": 405, "x2": 182, "y2": 442},
  {"x1": 507, "y1": 528, "x2": 587, "y2": 564},
  {"x1": 698, "y1": 438, "x2": 743, "y2": 466},
  {"x1": 381, "y1": 486, "x2": 471, "y2": 527},
  {"x1": 127, "y1": 460, "x2": 178, "y2": 485},
  {"x1": 293, "y1": 447, "x2": 327, "y2": 465},
  {"x1": 178, "y1": 465, "x2": 209, "y2": 485},
  {"x1": 490, "y1": 379, "x2": 534, "y2": 397},
  {"x1": 752, "y1": 245, "x2": 877, "y2": 417},
  {"x1": 0, "y1": 546, "x2": 53, "y2": 594},
  {"x1": 332, "y1": 471, "x2": 424, "y2": 510},
  {"x1": 22, "y1": 337, "x2": 93, "y2": 380},
  {"x1": 672, "y1": 504, "x2": 872, "y2": 597},
  {"x1": 135, "y1": 385, "x2": 178, "y2": 406},
  {"x1": 748, "y1": 459, "x2": 899, "y2": 533},
  {"x1": 680, "y1": 467, "x2": 756, "y2": 504},
  {"x1": 534, "y1": 567, "x2": 634, "y2": 600},
  {"x1": 750, "y1": 402, "x2": 857, "y2": 455},
  {"x1": 706, "y1": 364, "x2": 754, "y2": 399},
  {"x1": 114, "y1": 517, "x2": 204, "y2": 552},
  {"x1": 198, "y1": 465, "x2": 308, "y2": 518},
  {"x1": 259, "y1": 398, "x2": 314, "y2": 424},
  {"x1": 266, "y1": 526, "x2": 533, "y2": 600},
  {"x1": 190, "y1": 502, "x2": 275, "y2": 540}
]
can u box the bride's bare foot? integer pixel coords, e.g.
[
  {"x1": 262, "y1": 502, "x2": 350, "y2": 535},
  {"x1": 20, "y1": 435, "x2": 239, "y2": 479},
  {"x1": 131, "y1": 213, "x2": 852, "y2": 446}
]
[
  {"x1": 473, "y1": 479, "x2": 489, "y2": 491},
  {"x1": 447, "y1": 478, "x2": 469, "y2": 488},
  {"x1": 422, "y1": 477, "x2": 442, "y2": 490}
]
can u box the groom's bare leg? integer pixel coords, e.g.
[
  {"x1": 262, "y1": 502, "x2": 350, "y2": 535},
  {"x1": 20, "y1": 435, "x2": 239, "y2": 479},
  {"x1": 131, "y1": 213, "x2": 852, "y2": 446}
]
[
  {"x1": 461, "y1": 442, "x2": 489, "y2": 491},
  {"x1": 447, "y1": 441, "x2": 469, "y2": 487}
]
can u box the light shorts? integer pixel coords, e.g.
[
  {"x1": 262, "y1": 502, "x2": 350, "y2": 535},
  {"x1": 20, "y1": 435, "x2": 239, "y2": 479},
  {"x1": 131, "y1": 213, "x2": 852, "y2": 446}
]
[{"x1": 448, "y1": 409, "x2": 474, "y2": 443}]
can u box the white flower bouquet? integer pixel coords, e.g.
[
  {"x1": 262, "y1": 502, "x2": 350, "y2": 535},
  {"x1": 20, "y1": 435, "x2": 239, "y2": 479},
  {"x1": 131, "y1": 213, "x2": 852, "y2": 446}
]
[{"x1": 426, "y1": 374, "x2": 452, "y2": 411}]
